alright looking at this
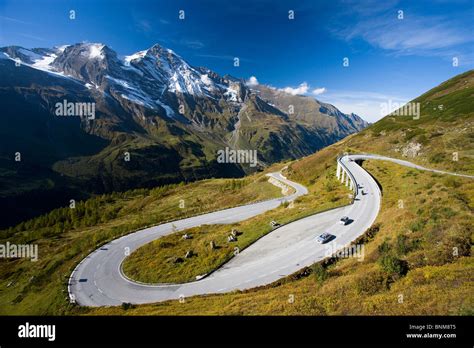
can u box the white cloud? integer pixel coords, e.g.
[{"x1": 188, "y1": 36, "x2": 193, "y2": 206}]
[
  {"x1": 181, "y1": 39, "x2": 205, "y2": 49},
  {"x1": 136, "y1": 19, "x2": 152, "y2": 33},
  {"x1": 312, "y1": 87, "x2": 326, "y2": 95},
  {"x1": 332, "y1": 4, "x2": 473, "y2": 59},
  {"x1": 279, "y1": 82, "x2": 309, "y2": 95},
  {"x1": 0, "y1": 15, "x2": 29, "y2": 25},
  {"x1": 351, "y1": 18, "x2": 469, "y2": 54},
  {"x1": 278, "y1": 83, "x2": 327, "y2": 96},
  {"x1": 246, "y1": 76, "x2": 259, "y2": 86}
]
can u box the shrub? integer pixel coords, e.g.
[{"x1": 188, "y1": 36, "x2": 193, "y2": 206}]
[
  {"x1": 324, "y1": 180, "x2": 336, "y2": 192},
  {"x1": 417, "y1": 134, "x2": 428, "y2": 145},
  {"x1": 158, "y1": 241, "x2": 175, "y2": 249},
  {"x1": 311, "y1": 264, "x2": 328, "y2": 284},
  {"x1": 440, "y1": 207, "x2": 456, "y2": 218},
  {"x1": 406, "y1": 250, "x2": 428, "y2": 268},
  {"x1": 429, "y1": 153, "x2": 445, "y2": 164},
  {"x1": 365, "y1": 223, "x2": 381, "y2": 240},
  {"x1": 427, "y1": 233, "x2": 472, "y2": 266},
  {"x1": 379, "y1": 254, "x2": 408, "y2": 276},
  {"x1": 396, "y1": 234, "x2": 409, "y2": 255},
  {"x1": 356, "y1": 269, "x2": 388, "y2": 295},
  {"x1": 410, "y1": 219, "x2": 425, "y2": 232},
  {"x1": 444, "y1": 177, "x2": 462, "y2": 189},
  {"x1": 121, "y1": 302, "x2": 134, "y2": 310},
  {"x1": 378, "y1": 239, "x2": 391, "y2": 255}
]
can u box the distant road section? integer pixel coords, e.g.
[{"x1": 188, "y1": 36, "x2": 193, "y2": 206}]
[{"x1": 353, "y1": 154, "x2": 474, "y2": 179}]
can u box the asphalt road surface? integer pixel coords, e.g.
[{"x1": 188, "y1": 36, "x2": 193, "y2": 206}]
[{"x1": 69, "y1": 154, "x2": 471, "y2": 306}]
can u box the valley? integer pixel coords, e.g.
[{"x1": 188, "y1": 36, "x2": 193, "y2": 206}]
[{"x1": 0, "y1": 43, "x2": 368, "y2": 227}]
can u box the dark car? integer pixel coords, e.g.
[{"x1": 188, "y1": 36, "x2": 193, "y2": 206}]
[
  {"x1": 316, "y1": 232, "x2": 334, "y2": 244},
  {"x1": 339, "y1": 216, "x2": 350, "y2": 225}
]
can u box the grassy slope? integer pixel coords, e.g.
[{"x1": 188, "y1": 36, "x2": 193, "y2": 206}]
[
  {"x1": 87, "y1": 157, "x2": 473, "y2": 315},
  {"x1": 0, "y1": 170, "x2": 284, "y2": 315},
  {"x1": 346, "y1": 70, "x2": 474, "y2": 174}
]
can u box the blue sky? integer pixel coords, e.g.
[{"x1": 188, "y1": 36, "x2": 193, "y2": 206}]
[{"x1": 0, "y1": 0, "x2": 473, "y2": 122}]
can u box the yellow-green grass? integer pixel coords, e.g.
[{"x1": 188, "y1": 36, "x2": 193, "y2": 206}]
[
  {"x1": 81, "y1": 258, "x2": 474, "y2": 316},
  {"x1": 85, "y1": 158, "x2": 473, "y2": 315},
  {"x1": 122, "y1": 169, "x2": 351, "y2": 284},
  {"x1": 0, "y1": 172, "x2": 285, "y2": 315}
]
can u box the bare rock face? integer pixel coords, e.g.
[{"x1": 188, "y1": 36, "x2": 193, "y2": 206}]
[{"x1": 401, "y1": 142, "x2": 422, "y2": 158}]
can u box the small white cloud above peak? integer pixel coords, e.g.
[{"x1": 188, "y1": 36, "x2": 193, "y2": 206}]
[
  {"x1": 277, "y1": 82, "x2": 326, "y2": 97},
  {"x1": 246, "y1": 76, "x2": 259, "y2": 87},
  {"x1": 279, "y1": 82, "x2": 309, "y2": 96},
  {"x1": 312, "y1": 87, "x2": 326, "y2": 95}
]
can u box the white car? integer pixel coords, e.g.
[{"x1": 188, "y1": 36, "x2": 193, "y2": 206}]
[{"x1": 339, "y1": 216, "x2": 350, "y2": 225}]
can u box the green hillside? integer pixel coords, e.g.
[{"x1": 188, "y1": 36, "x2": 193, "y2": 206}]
[{"x1": 346, "y1": 69, "x2": 474, "y2": 174}]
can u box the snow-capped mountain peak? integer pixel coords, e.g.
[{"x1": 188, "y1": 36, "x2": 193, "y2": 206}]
[
  {"x1": 122, "y1": 43, "x2": 233, "y2": 98},
  {"x1": 0, "y1": 42, "x2": 249, "y2": 120}
]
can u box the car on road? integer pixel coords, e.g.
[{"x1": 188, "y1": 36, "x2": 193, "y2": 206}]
[
  {"x1": 316, "y1": 232, "x2": 334, "y2": 244},
  {"x1": 339, "y1": 216, "x2": 350, "y2": 225}
]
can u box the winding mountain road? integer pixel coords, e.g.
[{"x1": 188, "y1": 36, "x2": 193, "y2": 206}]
[{"x1": 69, "y1": 154, "x2": 472, "y2": 306}]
